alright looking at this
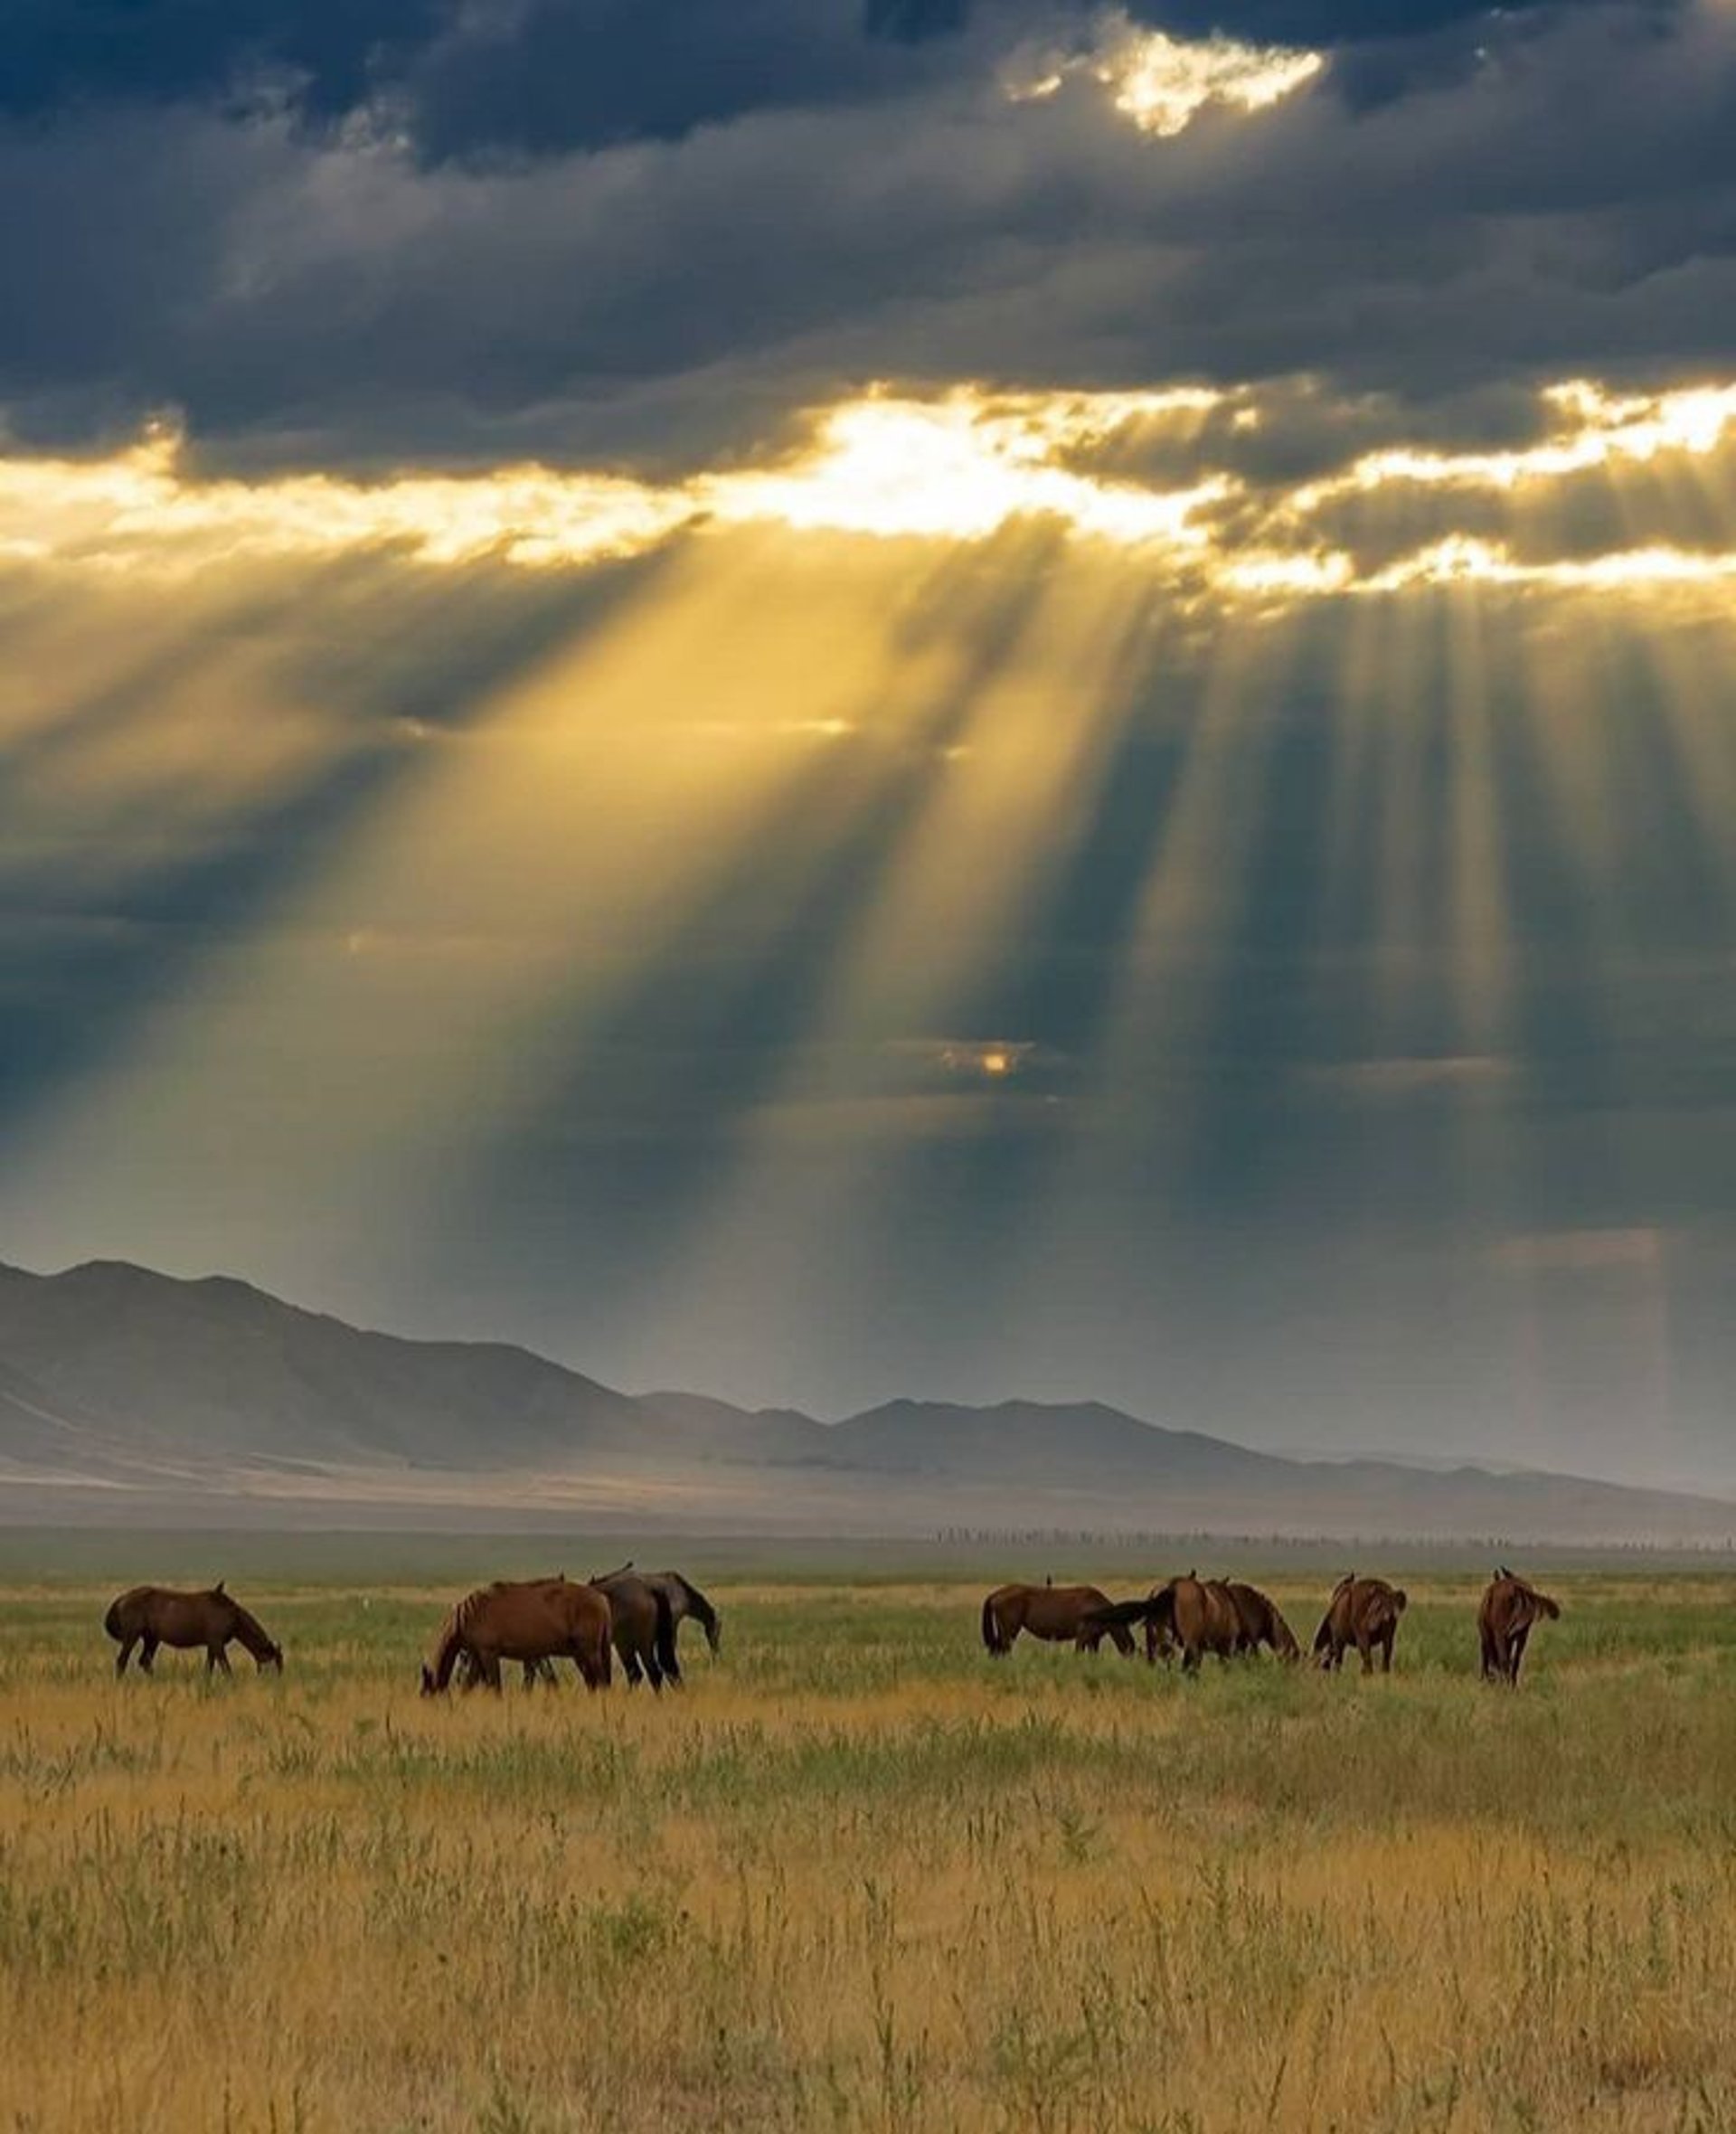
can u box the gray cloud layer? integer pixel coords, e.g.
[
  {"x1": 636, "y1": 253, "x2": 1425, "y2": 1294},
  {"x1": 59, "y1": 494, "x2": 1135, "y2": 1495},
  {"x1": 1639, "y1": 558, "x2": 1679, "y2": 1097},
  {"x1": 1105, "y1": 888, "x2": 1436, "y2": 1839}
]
[{"x1": 2, "y1": 4, "x2": 1731, "y2": 470}]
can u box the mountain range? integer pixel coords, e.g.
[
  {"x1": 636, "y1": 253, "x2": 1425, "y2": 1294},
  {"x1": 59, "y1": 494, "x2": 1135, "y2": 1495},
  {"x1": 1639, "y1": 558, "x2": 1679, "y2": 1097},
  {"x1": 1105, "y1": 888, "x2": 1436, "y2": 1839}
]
[{"x1": 0, "y1": 1258, "x2": 1731, "y2": 1544}]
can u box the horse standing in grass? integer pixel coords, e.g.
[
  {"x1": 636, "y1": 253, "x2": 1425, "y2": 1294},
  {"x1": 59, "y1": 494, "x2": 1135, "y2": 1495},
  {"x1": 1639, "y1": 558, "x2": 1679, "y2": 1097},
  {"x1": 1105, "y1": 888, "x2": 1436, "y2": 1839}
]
[
  {"x1": 1222, "y1": 1581, "x2": 1302, "y2": 1660},
  {"x1": 980, "y1": 1582, "x2": 1137, "y2": 1657},
  {"x1": 104, "y1": 1584, "x2": 283, "y2": 1676},
  {"x1": 421, "y1": 1577, "x2": 612, "y2": 1695},
  {"x1": 1083, "y1": 1575, "x2": 1242, "y2": 1673},
  {"x1": 1313, "y1": 1574, "x2": 1408, "y2": 1674},
  {"x1": 594, "y1": 1563, "x2": 722, "y2": 1658},
  {"x1": 587, "y1": 1568, "x2": 682, "y2": 1689},
  {"x1": 1478, "y1": 1568, "x2": 1561, "y2": 1685}
]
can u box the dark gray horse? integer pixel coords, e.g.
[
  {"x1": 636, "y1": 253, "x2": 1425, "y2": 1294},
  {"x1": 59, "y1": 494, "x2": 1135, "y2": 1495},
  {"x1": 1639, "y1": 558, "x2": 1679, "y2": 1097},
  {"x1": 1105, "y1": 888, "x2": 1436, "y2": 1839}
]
[{"x1": 592, "y1": 1563, "x2": 722, "y2": 1658}]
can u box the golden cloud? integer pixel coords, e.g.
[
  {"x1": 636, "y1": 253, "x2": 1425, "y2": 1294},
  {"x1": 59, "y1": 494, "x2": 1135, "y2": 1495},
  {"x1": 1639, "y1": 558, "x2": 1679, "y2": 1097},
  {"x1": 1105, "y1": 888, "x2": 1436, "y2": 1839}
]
[
  {"x1": 1005, "y1": 10, "x2": 1323, "y2": 137},
  {"x1": 5, "y1": 373, "x2": 1736, "y2": 610}
]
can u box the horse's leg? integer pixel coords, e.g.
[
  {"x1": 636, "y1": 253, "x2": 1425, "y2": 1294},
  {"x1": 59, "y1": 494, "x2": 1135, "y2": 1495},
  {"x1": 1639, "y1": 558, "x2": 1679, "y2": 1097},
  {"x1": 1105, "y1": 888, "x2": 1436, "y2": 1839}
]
[
  {"x1": 115, "y1": 1637, "x2": 137, "y2": 1676},
  {"x1": 622, "y1": 1648, "x2": 644, "y2": 1689},
  {"x1": 209, "y1": 1643, "x2": 232, "y2": 1676},
  {"x1": 1509, "y1": 1626, "x2": 1530, "y2": 1685},
  {"x1": 139, "y1": 1635, "x2": 158, "y2": 1675},
  {"x1": 1379, "y1": 1629, "x2": 1392, "y2": 1675}
]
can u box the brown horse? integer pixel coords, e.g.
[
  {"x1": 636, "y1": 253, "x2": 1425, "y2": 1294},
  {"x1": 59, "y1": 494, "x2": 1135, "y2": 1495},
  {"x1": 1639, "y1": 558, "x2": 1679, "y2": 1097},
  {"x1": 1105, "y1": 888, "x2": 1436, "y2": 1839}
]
[
  {"x1": 104, "y1": 1583, "x2": 283, "y2": 1676},
  {"x1": 980, "y1": 1583, "x2": 1137, "y2": 1657},
  {"x1": 1222, "y1": 1580, "x2": 1301, "y2": 1661},
  {"x1": 1086, "y1": 1574, "x2": 1242, "y2": 1672},
  {"x1": 1478, "y1": 1567, "x2": 1561, "y2": 1685},
  {"x1": 1313, "y1": 1574, "x2": 1408, "y2": 1674},
  {"x1": 421, "y1": 1577, "x2": 612, "y2": 1694},
  {"x1": 587, "y1": 1569, "x2": 681, "y2": 1690}
]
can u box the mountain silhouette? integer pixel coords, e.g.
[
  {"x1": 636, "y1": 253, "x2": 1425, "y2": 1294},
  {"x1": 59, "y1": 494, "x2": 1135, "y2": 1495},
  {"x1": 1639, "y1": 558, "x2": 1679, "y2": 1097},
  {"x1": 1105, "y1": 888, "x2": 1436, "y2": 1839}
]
[{"x1": 1, "y1": 1259, "x2": 1731, "y2": 1544}]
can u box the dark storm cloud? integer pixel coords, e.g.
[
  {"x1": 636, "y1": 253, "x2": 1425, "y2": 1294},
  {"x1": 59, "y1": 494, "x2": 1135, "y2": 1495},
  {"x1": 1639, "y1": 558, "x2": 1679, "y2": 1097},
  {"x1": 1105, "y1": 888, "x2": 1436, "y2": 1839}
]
[
  {"x1": 0, "y1": 0, "x2": 977, "y2": 151},
  {"x1": 2, "y1": 1, "x2": 1731, "y2": 476},
  {"x1": 0, "y1": 0, "x2": 444, "y2": 118}
]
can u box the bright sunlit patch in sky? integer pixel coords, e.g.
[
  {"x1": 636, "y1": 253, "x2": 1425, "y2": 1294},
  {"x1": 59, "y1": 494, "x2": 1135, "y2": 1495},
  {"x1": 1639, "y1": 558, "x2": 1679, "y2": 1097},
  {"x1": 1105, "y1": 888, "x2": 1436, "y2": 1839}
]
[
  {"x1": 0, "y1": 422, "x2": 694, "y2": 572},
  {"x1": 5, "y1": 374, "x2": 1736, "y2": 607},
  {"x1": 712, "y1": 390, "x2": 1230, "y2": 546},
  {"x1": 1296, "y1": 382, "x2": 1736, "y2": 506},
  {"x1": 1005, "y1": 9, "x2": 1323, "y2": 137}
]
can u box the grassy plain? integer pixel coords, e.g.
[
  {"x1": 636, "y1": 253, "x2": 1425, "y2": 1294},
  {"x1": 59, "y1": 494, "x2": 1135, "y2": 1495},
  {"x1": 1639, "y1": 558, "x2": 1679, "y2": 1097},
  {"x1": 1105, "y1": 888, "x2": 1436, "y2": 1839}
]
[{"x1": 1, "y1": 1553, "x2": 1733, "y2": 2132}]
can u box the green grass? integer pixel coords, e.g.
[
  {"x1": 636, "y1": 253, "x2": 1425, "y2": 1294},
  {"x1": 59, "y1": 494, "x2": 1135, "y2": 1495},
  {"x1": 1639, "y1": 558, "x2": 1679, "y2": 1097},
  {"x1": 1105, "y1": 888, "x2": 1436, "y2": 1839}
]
[{"x1": 0, "y1": 1566, "x2": 1733, "y2": 2131}]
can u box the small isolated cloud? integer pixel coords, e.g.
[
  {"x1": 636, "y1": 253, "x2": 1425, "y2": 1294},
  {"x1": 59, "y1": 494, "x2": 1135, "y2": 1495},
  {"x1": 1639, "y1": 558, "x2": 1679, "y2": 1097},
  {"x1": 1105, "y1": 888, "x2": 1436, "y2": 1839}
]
[{"x1": 1004, "y1": 10, "x2": 1323, "y2": 137}]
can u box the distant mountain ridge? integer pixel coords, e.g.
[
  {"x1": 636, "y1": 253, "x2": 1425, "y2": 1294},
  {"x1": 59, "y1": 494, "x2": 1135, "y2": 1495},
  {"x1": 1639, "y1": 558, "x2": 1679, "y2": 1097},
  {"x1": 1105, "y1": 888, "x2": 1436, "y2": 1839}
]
[{"x1": 1, "y1": 1258, "x2": 1731, "y2": 1544}]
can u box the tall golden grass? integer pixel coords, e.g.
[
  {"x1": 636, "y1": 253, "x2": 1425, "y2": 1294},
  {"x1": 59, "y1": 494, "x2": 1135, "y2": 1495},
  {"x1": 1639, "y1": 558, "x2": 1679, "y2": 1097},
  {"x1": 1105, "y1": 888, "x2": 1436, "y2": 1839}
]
[{"x1": 2, "y1": 1573, "x2": 1733, "y2": 2130}]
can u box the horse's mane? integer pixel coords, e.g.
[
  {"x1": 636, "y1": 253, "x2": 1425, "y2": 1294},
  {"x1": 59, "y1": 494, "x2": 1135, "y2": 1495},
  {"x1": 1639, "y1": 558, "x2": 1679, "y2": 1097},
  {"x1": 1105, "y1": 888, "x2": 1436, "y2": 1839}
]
[
  {"x1": 226, "y1": 1599, "x2": 278, "y2": 1659},
  {"x1": 425, "y1": 1591, "x2": 483, "y2": 1688}
]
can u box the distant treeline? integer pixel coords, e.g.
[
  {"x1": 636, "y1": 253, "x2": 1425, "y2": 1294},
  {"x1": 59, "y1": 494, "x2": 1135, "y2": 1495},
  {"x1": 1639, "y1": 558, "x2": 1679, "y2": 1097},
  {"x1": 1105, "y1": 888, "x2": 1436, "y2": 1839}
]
[{"x1": 934, "y1": 1527, "x2": 1736, "y2": 1555}]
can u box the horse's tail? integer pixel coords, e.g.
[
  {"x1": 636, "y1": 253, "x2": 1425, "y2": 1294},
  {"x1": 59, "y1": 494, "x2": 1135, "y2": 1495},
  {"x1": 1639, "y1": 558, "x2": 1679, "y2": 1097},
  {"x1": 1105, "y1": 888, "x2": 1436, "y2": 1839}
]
[
  {"x1": 672, "y1": 1573, "x2": 721, "y2": 1654},
  {"x1": 652, "y1": 1584, "x2": 680, "y2": 1683},
  {"x1": 981, "y1": 1593, "x2": 1005, "y2": 1654},
  {"x1": 102, "y1": 1594, "x2": 127, "y2": 1640},
  {"x1": 1392, "y1": 1589, "x2": 1409, "y2": 1615}
]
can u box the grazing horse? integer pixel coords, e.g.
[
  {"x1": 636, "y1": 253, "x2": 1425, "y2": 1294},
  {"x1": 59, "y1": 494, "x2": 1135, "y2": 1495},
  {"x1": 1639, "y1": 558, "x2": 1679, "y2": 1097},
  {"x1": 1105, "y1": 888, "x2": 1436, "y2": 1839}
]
[
  {"x1": 1222, "y1": 1580, "x2": 1302, "y2": 1661},
  {"x1": 1085, "y1": 1574, "x2": 1242, "y2": 1673},
  {"x1": 586, "y1": 1569, "x2": 682, "y2": 1690},
  {"x1": 1478, "y1": 1568, "x2": 1561, "y2": 1685},
  {"x1": 1314, "y1": 1574, "x2": 1408, "y2": 1674},
  {"x1": 104, "y1": 1583, "x2": 283, "y2": 1676},
  {"x1": 980, "y1": 1583, "x2": 1136, "y2": 1657},
  {"x1": 421, "y1": 1577, "x2": 612, "y2": 1695},
  {"x1": 594, "y1": 1563, "x2": 722, "y2": 1657}
]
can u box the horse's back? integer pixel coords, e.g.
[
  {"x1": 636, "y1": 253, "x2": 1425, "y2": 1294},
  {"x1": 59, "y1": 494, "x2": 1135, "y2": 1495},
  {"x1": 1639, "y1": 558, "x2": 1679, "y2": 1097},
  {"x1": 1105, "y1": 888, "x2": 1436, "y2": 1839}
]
[
  {"x1": 1026, "y1": 1584, "x2": 1112, "y2": 1638},
  {"x1": 465, "y1": 1578, "x2": 586, "y2": 1657},
  {"x1": 104, "y1": 1585, "x2": 154, "y2": 1638}
]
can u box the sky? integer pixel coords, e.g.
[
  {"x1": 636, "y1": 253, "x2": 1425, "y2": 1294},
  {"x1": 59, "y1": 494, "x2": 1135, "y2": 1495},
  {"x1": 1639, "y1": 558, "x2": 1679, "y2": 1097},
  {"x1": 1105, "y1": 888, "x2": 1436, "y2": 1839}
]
[{"x1": 4, "y1": 0, "x2": 1736, "y2": 1489}]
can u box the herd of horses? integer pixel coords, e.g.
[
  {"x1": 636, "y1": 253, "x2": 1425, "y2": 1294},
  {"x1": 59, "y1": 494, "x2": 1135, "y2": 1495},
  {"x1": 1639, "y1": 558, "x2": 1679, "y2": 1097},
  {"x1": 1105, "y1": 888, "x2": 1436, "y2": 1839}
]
[
  {"x1": 99, "y1": 1563, "x2": 1561, "y2": 1688},
  {"x1": 981, "y1": 1567, "x2": 1561, "y2": 1684},
  {"x1": 101, "y1": 1563, "x2": 722, "y2": 1689}
]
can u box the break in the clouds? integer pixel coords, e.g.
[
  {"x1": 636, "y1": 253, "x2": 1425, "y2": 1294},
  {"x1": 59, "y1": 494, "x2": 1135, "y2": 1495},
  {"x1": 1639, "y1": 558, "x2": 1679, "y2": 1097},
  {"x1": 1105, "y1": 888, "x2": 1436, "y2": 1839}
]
[{"x1": 8, "y1": 377, "x2": 1736, "y2": 600}]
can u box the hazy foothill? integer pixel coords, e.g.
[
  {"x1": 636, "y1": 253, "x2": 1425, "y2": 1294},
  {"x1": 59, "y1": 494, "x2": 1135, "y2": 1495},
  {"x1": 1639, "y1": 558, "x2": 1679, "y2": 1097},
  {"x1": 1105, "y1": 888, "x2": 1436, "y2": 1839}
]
[{"x1": 4, "y1": 1258, "x2": 1733, "y2": 1545}]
